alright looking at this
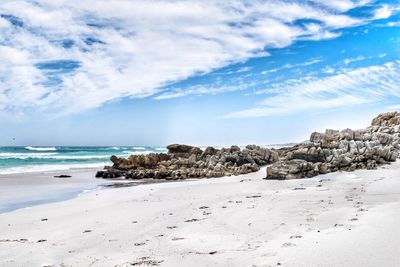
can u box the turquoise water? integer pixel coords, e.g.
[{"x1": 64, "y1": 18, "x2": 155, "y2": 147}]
[{"x1": 0, "y1": 146, "x2": 166, "y2": 174}]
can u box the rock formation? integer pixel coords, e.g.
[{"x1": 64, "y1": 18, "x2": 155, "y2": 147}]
[
  {"x1": 96, "y1": 144, "x2": 278, "y2": 180},
  {"x1": 265, "y1": 112, "x2": 400, "y2": 180},
  {"x1": 97, "y1": 112, "x2": 400, "y2": 181}
]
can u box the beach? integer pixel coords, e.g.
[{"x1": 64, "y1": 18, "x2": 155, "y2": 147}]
[
  {"x1": 1, "y1": 0, "x2": 398, "y2": 266},
  {"x1": 1, "y1": 162, "x2": 399, "y2": 267}
]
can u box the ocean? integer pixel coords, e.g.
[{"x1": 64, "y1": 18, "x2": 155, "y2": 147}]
[{"x1": 0, "y1": 146, "x2": 167, "y2": 175}]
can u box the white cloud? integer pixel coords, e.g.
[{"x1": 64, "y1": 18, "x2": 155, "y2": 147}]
[
  {"x1": 0, "y1": 0, "x2": 388, "y2": 115},
  {"x1": 386, "y1": 21, "x2": 400, "y2": 27},
  {"x1": 315, "y1": 0, "x2": 372, "y2": 12},
  {"x1": 226, "y1": 60, "x2": 400, "y2": 118},
  {"x1": 373, "y1": 4, "x2": 395, "y2": 20},
  {"x1": 343, "y1": 55, "x2": 366, "y2": 64}
]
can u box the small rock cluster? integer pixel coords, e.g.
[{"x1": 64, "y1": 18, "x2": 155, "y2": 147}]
[
  {"x1": 96, "y1": 144, "x2": 278, "y2": 180},
  {"x1": 265, "y1": 112, "x2": 400, "y2": 180}
]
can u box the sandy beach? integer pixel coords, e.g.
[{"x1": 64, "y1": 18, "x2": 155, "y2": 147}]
[{"x1": 1, "y1": 162, "x2": 399, "y2": 267}]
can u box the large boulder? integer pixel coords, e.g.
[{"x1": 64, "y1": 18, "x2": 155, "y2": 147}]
[
  {"x1": 371, "y1": 112, "x2": 400, "y2": 126},
  {"x1": 265, "y1": 160, "x2": 316, "y2": 180},
  {"x1": 286, "y1": 146, "x2": 326, "y2": 163},
  {"x1": 111, "y1": 153, "x2": 170, "y2": 170},
  {"x1": 201, "y1": 146, "x2": 218, "y2": 158},
  {"x1": 167, "y1": 144, "x2": 203, "y2": 158}
]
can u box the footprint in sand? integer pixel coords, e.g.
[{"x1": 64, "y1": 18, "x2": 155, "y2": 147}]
[
  {"x1": 306, "y1": 216, "x2": 315, "y2": 222},
  {"x1": 171, "y1": 237, "x2": 184, "y2": 241},
  {"x1": 246, "y1": 195, "x2": 262, "y2": 198},
  {"x1": 282, "y1": 242, "x2": 296, "y2": 247},
  {"x1": 185, "y1": 218, "x2": 200, "y2": 223}
]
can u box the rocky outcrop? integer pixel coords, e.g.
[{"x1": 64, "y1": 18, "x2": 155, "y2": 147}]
[
  {"x1": 96, "y1": 144, "x2": 278, "y2": 180},
  {"x1": 265, "y1": 112, "x2": 400, "y2": 180},
  {"x1": 97, "y1": 112, "x2": 400, "y2": 181}
]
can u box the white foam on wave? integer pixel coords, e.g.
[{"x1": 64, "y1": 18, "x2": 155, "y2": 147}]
[
  {"x1": 133, "y1": 147, "x2": 146, "y2": 150},
  {"x1": 123, "y1": 150, "x2": 153, "y2": 155},
  {"x1": 0, "y1": 153, "x2": 110, "y2": 160},
  {"x1": 155, "y1": 147, "x2": 166, "y2": 151},
  {"x1": 0, "y1": 162, "x2": 107, "y2": 175},
  {"x1": 25, "y1": 146, "x2": 57, "y2": 151},
  {"x1": 0, "y1": 152, "x2": 57, "y2": 159}
]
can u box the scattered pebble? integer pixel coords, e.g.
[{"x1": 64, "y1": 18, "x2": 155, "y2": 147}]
[
  {"x1": 54, "y1": 175, "x2": 71, "y2": 178},
  {"x1": 282, "y1": 242, "x2": 296, "y2": 247},
  {"x1": 185, "y1": 218, "x2": 199, "y2": 223}
]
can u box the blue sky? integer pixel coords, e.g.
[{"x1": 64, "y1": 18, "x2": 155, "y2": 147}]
[{"x1": 0, "y1": 0, "x2": 399, "y2": 146}]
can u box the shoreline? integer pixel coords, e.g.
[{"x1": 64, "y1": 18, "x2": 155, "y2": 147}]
[
  {"x1": 0, "y1": 166, "x2": 207, "y2": 214},
  {"x1": 1, "y1": 161, "x2": 399, "y2": 266},
  {"x1": 0, "y1": 167, "x2": 113, "y2": 214}
]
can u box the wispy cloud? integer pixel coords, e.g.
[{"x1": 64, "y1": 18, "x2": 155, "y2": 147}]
[
  {"x1": 155, "y1": 83, "x2": 251, "y2": 100},
  {"x1": 226, "y1": 60, "x2": 400, "y2": 118},
  {"x1": 0, "y1": 0, "x2": 384, "y2": 116},
  {"x1": 343, "y1": 55, "x2": 366, "y2": 64}
]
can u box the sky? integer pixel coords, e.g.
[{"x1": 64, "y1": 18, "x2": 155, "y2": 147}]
[{"x1": 0, "y1": 0, "x2": 399, "y2": 146}]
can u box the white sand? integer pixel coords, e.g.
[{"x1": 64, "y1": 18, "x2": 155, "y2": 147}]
[{"x1": 1, "y1": 162, "x2": 400, "y2": 267}]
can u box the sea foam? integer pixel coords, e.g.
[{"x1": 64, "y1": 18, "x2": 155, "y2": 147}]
[{"x1": 25, "y1": 146, "x2": 57, "y2": 151}]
